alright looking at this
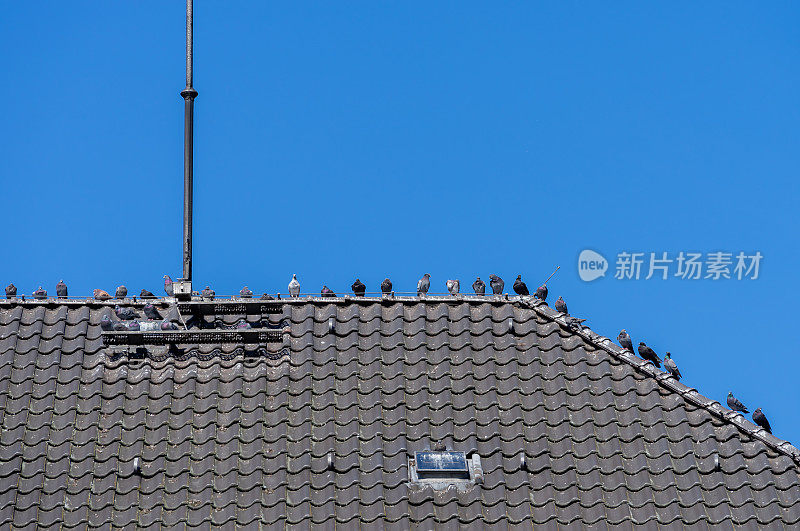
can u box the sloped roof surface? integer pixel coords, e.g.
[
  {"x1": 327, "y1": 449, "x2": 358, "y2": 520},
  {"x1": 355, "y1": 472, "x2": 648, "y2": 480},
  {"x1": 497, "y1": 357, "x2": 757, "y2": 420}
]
[{"x1": 1, "y1": 296, "x2": 799, "y2": 529}]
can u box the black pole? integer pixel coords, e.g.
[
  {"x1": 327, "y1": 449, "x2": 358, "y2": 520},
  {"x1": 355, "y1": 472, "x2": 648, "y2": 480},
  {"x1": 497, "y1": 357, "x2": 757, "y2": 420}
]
[{"x1": 181, "y1": 0, "x2": 198, "y2": 282}]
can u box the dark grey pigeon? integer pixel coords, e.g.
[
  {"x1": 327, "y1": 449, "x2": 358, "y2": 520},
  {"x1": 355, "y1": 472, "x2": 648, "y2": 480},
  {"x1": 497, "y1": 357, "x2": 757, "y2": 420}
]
[
  {"x1": 513, "y1": 275, "x2": 529, "y2": 296},
  {"x1": 143, "y1": 304, "x2": 162, "y2": 320},
  {"x1": 240, "y1": 286, "x2": 253, "y2": 298},
  {"x1": 381, "y1": 278, "x2": 393, "y2": 294},
  {"x1": 33, "y1": 286, "x2": 47, "y2": 299},
  {"x1": 140, "y1": 289, "x2": 156, "y2": 299},
  {"x1": 114, "y1": 305, "x2": 138, "y2": 321},
  {"x1": 321, "y1": 285, "x2": 336, "y2": 297},
  {"x1": 113, "y1": 321, "x2": 128, "y2": 331},
  {"x1": 237, "y1": 321, "x2": 252, "y2": 329},
  {"x1": 202, "y1": 286, "x2": 215, "y2": 300},
  {"x1": 752, "y1": 408, "x2": 772, "y2": 433},
  {"x1": 115, "y1": 285, "x2": 127, "y2": 299},
  {"x1": 100, "y1": 315, "x2": 114, "y2": 331},
  {"x1": 664, "y1": 352, "x2": 681, "y2": 380},
  {"x1": 161, "y1": 320, "x2": 178, "y2": 331},
  {"x1": 727, "y1": 392, "x2": 749, "y2": 413},
  {"x1": 534, "y1": 284, "x2": 548, "y2": 301},
  {"x1": 56, "y1": 280, "x2": 68, "y2": 299},
  {"x1": 351, "y1": 279, "x2": 366, "y2": 297},
  {"x1": 417, "y1": 274, "x2": 430, "y2": 295},
  {"x1": 554, "y1": 296, "x2": 568, "y2": 314},
  {"x1": 163, "y1": 275, "x2": 174, "y2": 297},
  {"x1": 565, "y1": 316, "x2": 586, "y2": 331},
  {"x1": 489, "y1": 275, "x2": 504, "y2": 294},
  {"x1": 5, "y1": 283, "x2": 16, "y2": 299},
  {"x1": 637, "y1": 342, "x2": 661, "y2": 368},
  {"x1": 260, "y1": 293, "x2": 274, "y2": 300},
  {"x1": 127, "y1": 320, "x2": 140, "y2": 332},
  {"x1": 617, "y1": 330, "x2": 633, "y2": 352},
  {"x1": 472, "y1": 277, "x2": 485, "y2": 295}
]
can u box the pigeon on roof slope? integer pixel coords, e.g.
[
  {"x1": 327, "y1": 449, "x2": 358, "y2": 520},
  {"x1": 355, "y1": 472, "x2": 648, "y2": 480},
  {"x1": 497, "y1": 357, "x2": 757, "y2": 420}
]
[
  {"x1": 637, "y1": 342, "x2": 661, "y2": 368},
  {"x1": 202, "y1": 286, "x2": 215, "y2": 300},
  {"x1": 288, "y1": 275, "x2": 300, "y2": 297},
  {"x1": 417, "y1": 274, "x2": 430, "y2": 295},
  {"x1": 351, "y1": 279, "x2": 366, "y2": 297},
  {"x1": 321, "y1": 286, "x2": 336, "y2": 297},
  {"x1": 728, "y1": 392, "x2": 749, "y2": 414},
  {"x1": 33, "y1": 287, "x2": 47, "y2": 300},
  {"x1": 446, "y1": 279, "x2": 460, "y2": 295},
  {"x1": 5, "y1": 283, "x2": 16, "y2": 299},
  {"x1": 663, "y1": 352, "x2": 681, "y2": 380},
  {"x1": 489, "y1": 275, "x2": 504, "y2": 294},
  {"x1": 94, "y1": 289, "x2": 111, "y2": 301},
  {"x1": 115, "y1": 305, "x2": 138, "y2": 321},
  {"x1": 753, "y1": 408, "x2": 772, "y2": 433},
  {"x1": 115, "y1": 286, "x2": 127, "y2": 299},
  {"x1": 472, "y1": 277, "x2": 485, "y2": 295},
  {"x1": 513, "y1": 275, "x2": 529, "y2": 296},
  {"x1": 56, "y1": 280, "x2": 67, "y2": 299},
  {"x1": 381, "y1": 278, "x2": 392, "y2": 294},
  {"x1": 164, "y1": 275, "x2": 174, "y2": 297},
  {"x1": 143, "y1": 304, "x2": 162, "y2": 320},
  {"x1": 240, "y1": 286, "x2": 253, "y2": 299},
  {"x1": 554, "y1": 296, "x2": 568, "y2": 315},
  {"x1": 535, "y1": 284, "x2": 548, "y2": 301},
  {"x1": 140, "y1": 289, "x2": 156, "y2": 299},
  {"x1": 617, "y1": 330, "x2": 633, "y2": 352}
]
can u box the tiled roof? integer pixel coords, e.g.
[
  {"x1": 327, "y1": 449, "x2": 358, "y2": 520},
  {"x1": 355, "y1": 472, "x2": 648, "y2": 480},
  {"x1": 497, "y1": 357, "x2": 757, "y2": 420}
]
[{"x1": 1, "y1": 295, "x2": 799, "y2": 529}]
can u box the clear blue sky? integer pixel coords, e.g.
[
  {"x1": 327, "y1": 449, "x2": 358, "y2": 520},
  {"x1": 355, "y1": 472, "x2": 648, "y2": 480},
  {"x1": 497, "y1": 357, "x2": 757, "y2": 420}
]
[{"x1": 2, "y1": 4, "x2": 798, "y2": 442}]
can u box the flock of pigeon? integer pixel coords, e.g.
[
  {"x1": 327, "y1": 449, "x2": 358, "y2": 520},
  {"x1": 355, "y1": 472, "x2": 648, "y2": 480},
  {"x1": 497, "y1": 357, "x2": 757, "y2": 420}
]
[
  {"x1": 616, "y1": 329, "x2": 772, "y2": 434},
  {"x1": 4, "y1": 274, "x2": 774, "y2": 435}
]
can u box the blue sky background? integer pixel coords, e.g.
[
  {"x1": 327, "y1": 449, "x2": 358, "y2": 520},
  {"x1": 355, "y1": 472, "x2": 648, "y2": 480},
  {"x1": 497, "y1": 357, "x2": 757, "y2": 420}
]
[{"x1": 2, "y1": 3, "x2": 798, "y2": 442}]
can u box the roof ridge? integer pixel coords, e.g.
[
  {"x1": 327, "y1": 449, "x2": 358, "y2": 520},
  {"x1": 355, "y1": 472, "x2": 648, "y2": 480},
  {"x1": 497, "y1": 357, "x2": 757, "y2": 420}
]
[{"x1": 515, "y1": 296, "x2": 800, "y2": 466}]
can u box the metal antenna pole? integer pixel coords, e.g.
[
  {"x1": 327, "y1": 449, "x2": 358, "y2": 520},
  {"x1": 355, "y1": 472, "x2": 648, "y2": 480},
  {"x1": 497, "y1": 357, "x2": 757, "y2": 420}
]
[{"x1": 180, "y1": 0, "x2": 198, "y2": 284}]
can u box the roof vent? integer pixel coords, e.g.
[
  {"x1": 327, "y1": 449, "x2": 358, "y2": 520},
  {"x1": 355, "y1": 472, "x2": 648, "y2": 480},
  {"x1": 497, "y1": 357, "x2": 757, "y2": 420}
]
[{"x1": 409, "y1": 451, "x2": 483, "y2": 488}]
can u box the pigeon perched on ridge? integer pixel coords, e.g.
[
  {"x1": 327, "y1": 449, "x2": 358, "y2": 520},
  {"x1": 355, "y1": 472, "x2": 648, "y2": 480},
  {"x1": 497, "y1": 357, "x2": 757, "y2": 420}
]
[
  {"x1": 240, "y1": 286, "x2": 253, "y2": 299},
  {"x1": 534, "y1": 284, "x2": 548, "y2": 302},
  {"x1": 127, "y1": 320, "x2": 140, "y2": 332},
  {"x1": 752, "y1": 408, "x2": 772, "y2": 433},
  {"x1": 417, "y1": 274, "x2": 430, "y2": 295},
  {"x1": 140, "y1": 289, "x2": 156, "y2": 299},
  {"x1": 143, "y1": 304, "x2": 162, "y2": 320},
  {"x1": 321, "y1": 285, "x2": 336, "y2": 298},
  {"x1": 446, "y1": 279, "x2": 460, "y2": 295},
  {"x1": 237, "y1": 321, "x2": 252, "y2": 329},
  {"x1": 114, "y1": 305, "x2": 138, "y2": 321},
  {"x1": 5, "y1": 283, "x2": 16, "y2": 299},
  {"x1": 554, "y1": 296, "x2": 568, "y2": 315},
  {"x1": 56, "y1": 280, "x2": 68, "y2": 299},
  {"x1": 33, "y1": 286, "x2": 47, "y2": 300},
  {"x1": 513, "y1": 275, "x2": 529, "y2": 296},
  {"x1": 351, "y1": 279, "x2": 366, "y2": 297},
  {"x1": 472, "y1": 277, "x2": 485, "y2": 295},
  {"x1": 94, "y1": 289, "x2": 111, "y2": 301},
  {"x1": 113, "y1": 321, "x2": 128, "y2": 331},
  {"x1": 115, "y1": 286, "x2": 127, "y2": 299},
  {"x1": 381, "y1": 278, "x2": 393, "y2": 294},
  {"x1": 100, "y1": 315, "x2": 114, "y2": 331},
  {"x1": 663, "y1": 352, "x2": 681, "y2": 380},
  {"x1": 489, "y1": 275, "x2": 504, "y2": 295},
  {"x1": 160, "y1": 320, "x2": 178, "y2": 331},
  {"x1": 288, "y1": 274, "x2": 300, "y2": 297},
  {"x1": 202, "y1": 286, "x2": 215, "y2": 300},
  {"x1": 565, "y1": 316, "x2": 586, "y2": 331},
  {"x1": 260, "y1": 293, "x2": 274, "y2": 300},
  {"x1": 727, "y1": 392, "x2": 748, "y2": 414},
  {"x1": 163, "y1": 275, "x2": 174, "y2": 297},
  {"x1": 617, "y1": 330, "x2": 633, "y2": 352},
  {"x1": 637, "y1": 342, "x2": 661, "y2": 368}
]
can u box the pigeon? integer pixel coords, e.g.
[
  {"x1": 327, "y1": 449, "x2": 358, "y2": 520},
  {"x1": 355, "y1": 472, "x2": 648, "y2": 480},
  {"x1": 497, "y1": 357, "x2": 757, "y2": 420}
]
[
  {"x1": 33, "y1": 286, "x2": 47, "y2": 299},
  {"x1": 351, "y1": 279, "x2": 366, "y2": 297},
  {"x1": 237, "y1": 321, "x2": 252, "y2": 329},
  {"x1": 321, "y1": 285, "x2": 336, "y2": 298},
  {"x1": 663, "y1": 352, "x2": 681, "y2": 380},
  {"x1": 127, "y1": 320, "x2": 140, "y2": 331},
  {"x1": 160, "y1": 320, "x2": 178, "y2": 331},
  {"x1": 489, "y1": 275, "x2": 504, "y2": 294},
  {"x1": 446, "y1": 279, "x2": 460, "y2": 295},
  {"x1": 513, "y1": 275, "x2": 529, "y2": 296},
  {"x1": 381, "y1": 278, "x2": 393, "y2": 294},
  {"x1": 727, "y1": 392, "x2": 749, "y2": 414},
  {"x1": 115, "y1": 286, "x2": 127, "y2": 299},
  {"x1": 202, "y1": 286, "x2": 215, "y2": 300},
  {"x1": 240, "y1": 286, "x2": 253, "y2": 299},
  {"x1": 752, "y1": 408, "x2": 772, "y2": 433},
  {"x1": 534, "y1": 284, "x2": 548, "y2": 302},
  {"x1": 637, "y1": 342, "x2": 661, "y2": 368},
  {"x1": 94, "y1": 289, "x2": 111, "y2": 301},
  {"x1": 163, "y1": 275, "x2": 174, "y2": 297},
  {"x1": 56, "y1": 280, "x2": 68, "y2": 299},
  {"x1": 554, "y1": 296, "x2": 568, "y2": 315},
  {"x1": 100, "y1": 315, "x2": 114, "y2": 331},
  {"x1": 260, "y1": 293, "x2": 274, "y2": 300},
  {"x1": 565, "y1": 316, "x2": 587, "y2": 331},
  {"x1": 140, "y1": 289, "x2": 156, "y2": 299},
  {"x1": 143, "y1": 304, "x2": 162, "y2": 320},
  {"x1": 472, "y1": 277, "x2": 485, "y2": 295},
  {"x1": 5, "y1": 283, "x2": 16, "y2": 299},
  {"x1": 617, "y1": 330, "x2": 633, "y2": 352},
  {"x1": 288, "y1": 274, "x2": 300, "y2": 297},
  {"x1": 114, "y1": 305, "x2": 138, "y2": 321},
  {"x1": 113, "y1": 321, "x2": 128, "y2": 331},
  {"x1": 417, "y1": 274, "x2": 430, "y2": 295}
]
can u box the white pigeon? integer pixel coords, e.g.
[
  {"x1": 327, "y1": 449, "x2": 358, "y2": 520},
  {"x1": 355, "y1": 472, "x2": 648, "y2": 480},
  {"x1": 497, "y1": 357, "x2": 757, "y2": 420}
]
[
  {"x1": 288, "y1": 274, "x2": 300, "y2": 297},
  {"x1": 446, "y1": 279, "x2": 460, "y2": 295}
]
